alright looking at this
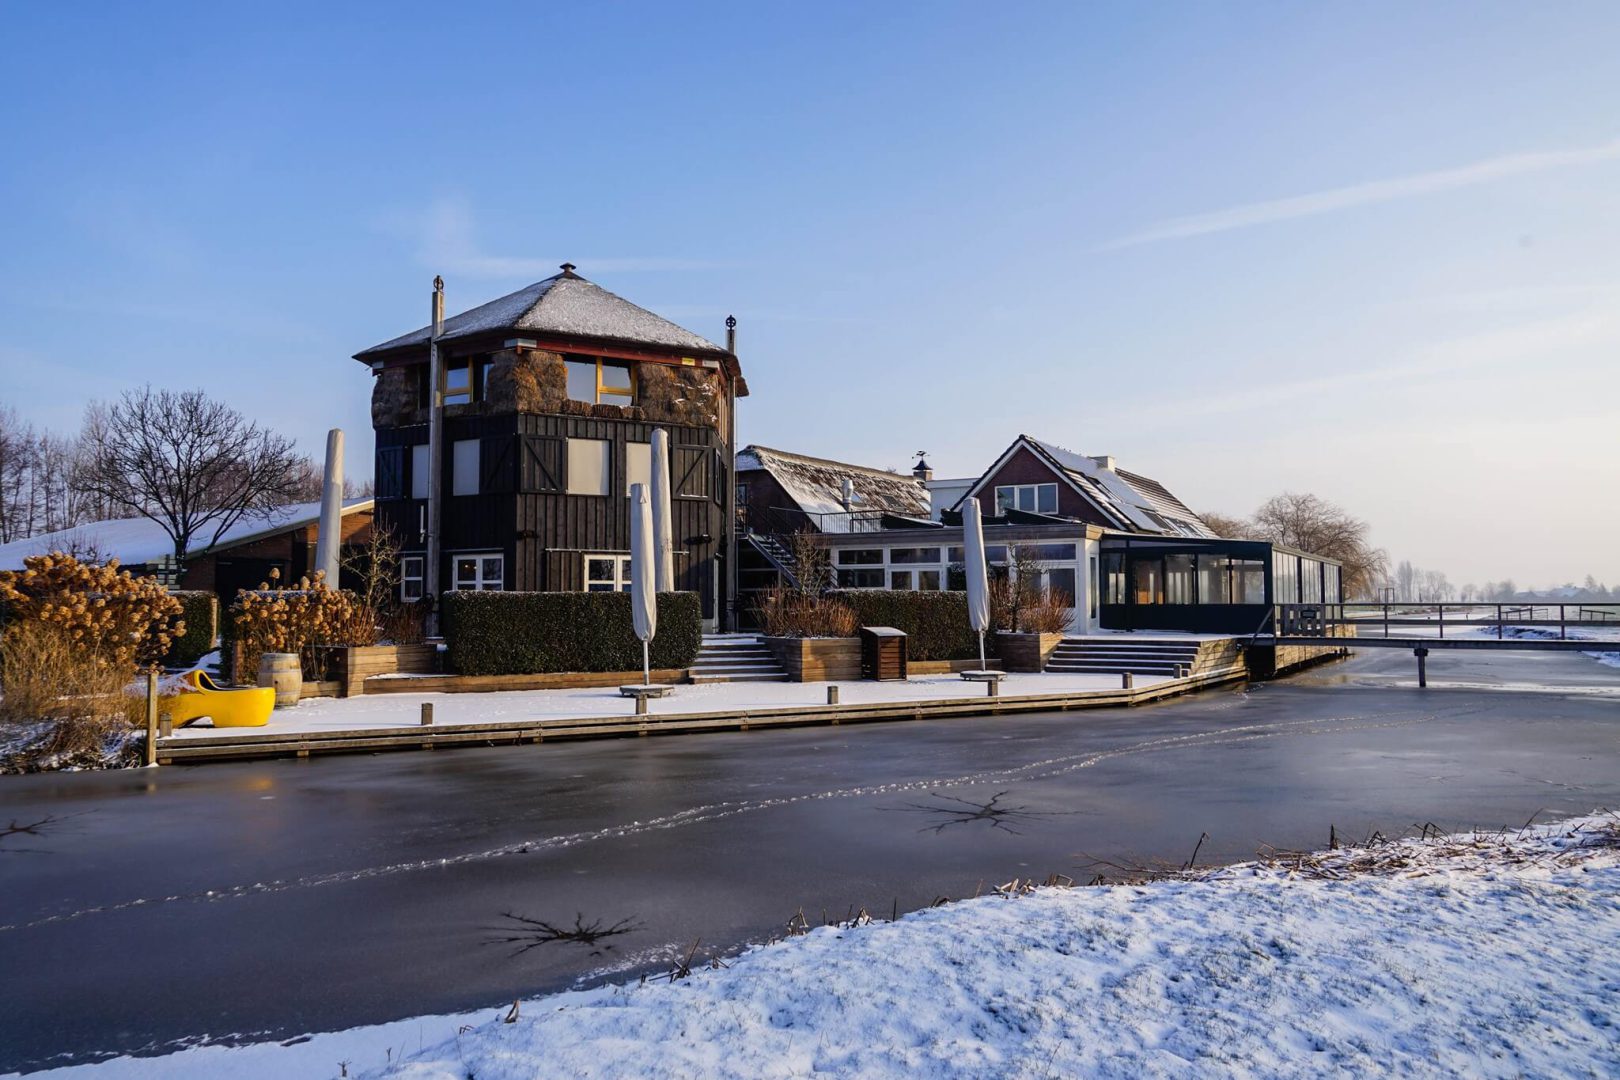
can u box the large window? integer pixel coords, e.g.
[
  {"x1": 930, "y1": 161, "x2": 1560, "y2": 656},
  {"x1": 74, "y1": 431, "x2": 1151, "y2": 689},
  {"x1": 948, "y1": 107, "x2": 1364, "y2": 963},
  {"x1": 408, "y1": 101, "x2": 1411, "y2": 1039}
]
[
  {"x1": 401, "y1": 555, "x2": 424, "y2": 601},
  {"x1": 1165, "y1": 553, "x2": 1195, "y2": 604},
  {"x1": 451, "y1": 553, "x2": 504, "y2": 591},
  {"x1": 1273, "y1": 552, "x2": 1298, "y2": 604},
  {"x1": 1301, "y1": 558, "x2": 1324, "y2": 603},
  {"x1": 626, "y1": 442, "x2": 651, "y2": 496},
  {"x1": 566, "y1": 438, "x2": 611, "y2": 496},
  {"x1": 566, "y1": 357, "x2": 635, "y2": 406},
  {"x1": 889, "y1": 547, "x2": 941, "y2": 564},
  {"x1": 1131, "y1": 556, "x2": 1163, "y2": 605},
  {"x1": 1197, "y1": 554, "x2": 1230, "y2": 604},
  {"x1": 995, "y1": 484, "x2": 1058, "y2": 515},
  {"x1": 840, "y1": 568, "x2": 884, "y2": 589},
  {"x1": 585, "y1": 554, "x2": 633, "y2": 592},
  {"x1": 452, "y1": 439, "x2": 480, "y2": 496},
  {"x1": 1103, "y1": 552, "x2": 1126, "y2": 604},
  {"x1": 1232, "y1": 559, "x2": 1266, "y2": 604},
  {"x1": 1325, "y1": 563, "x2": 1342, "y2": 603},
  {"x1": 835, "y1": 549, "x2": 883, "y2": 565},
  {"x1": 411, "y1": 444, "x2": 430, "y2": 500}
]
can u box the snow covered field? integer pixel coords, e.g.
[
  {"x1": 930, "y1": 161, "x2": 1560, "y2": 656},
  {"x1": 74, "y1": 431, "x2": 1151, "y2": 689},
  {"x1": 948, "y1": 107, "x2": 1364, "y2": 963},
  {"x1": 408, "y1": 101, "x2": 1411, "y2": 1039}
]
[
  {"x1": 20, "y1": 813, "x2": 1618, "y2": 1079},
  {"x1": 164, "y1": 671, "x2": 1178, "y2": 741}
]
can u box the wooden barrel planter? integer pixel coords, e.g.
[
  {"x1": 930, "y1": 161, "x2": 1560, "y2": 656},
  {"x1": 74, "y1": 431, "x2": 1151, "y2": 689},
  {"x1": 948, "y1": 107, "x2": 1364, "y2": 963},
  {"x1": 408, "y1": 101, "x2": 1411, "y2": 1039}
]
[{"x1": 257, "y1": 652, "x2": 302, "y2": 708}]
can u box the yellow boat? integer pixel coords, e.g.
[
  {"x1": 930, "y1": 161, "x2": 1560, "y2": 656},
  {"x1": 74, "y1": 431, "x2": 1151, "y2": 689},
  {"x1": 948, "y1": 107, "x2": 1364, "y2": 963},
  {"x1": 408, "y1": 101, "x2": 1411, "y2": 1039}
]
[{"x1": 162, "y1": 670, "x2": 275, "y2": 728}]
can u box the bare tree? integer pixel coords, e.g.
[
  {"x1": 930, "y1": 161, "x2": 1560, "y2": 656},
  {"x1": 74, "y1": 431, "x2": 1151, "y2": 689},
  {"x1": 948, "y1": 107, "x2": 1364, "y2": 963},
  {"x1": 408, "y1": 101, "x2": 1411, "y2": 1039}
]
[
  {"x1": 1248, "y1": 492, "x2": 1388, "y2": 600},
  {"x1": 75, "y1": 387, "x2": 304, "y2": 568},
  {"x1": 1198, "y1": 510, "x2": 1252, "y2": 540},
  {"x1": 0, "y1": 408, "x2": 38, "y2": 543}
]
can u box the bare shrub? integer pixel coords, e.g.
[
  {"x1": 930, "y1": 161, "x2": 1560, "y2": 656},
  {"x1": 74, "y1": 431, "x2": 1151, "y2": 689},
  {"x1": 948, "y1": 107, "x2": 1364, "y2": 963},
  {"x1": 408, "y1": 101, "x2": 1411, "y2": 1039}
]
[
  {"x1": 1018, "y1": 588, "x2": 1072, "y2": 634},
  {"x1": 756, "y1": 584, "x2": 858, "y2": 638}
]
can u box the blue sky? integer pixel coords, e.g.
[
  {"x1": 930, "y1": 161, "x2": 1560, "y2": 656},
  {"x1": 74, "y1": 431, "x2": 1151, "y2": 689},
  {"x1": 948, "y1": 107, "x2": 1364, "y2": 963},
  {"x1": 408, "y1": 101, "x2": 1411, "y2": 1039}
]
[{"x1": 3, "y1": 2, "x2": 1617, "y2": 585}]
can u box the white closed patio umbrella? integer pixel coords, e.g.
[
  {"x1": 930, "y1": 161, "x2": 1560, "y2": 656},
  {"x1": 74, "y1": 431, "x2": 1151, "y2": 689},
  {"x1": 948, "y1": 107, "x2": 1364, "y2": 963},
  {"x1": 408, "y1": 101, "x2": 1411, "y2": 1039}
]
[
  {"x1": 963, "y1": 497, "x2": 992, "y2": 671},
  {"x1": 650, "y1": 429, "x2": 675, "y2": 593},
  {"x1": 629, "y1": 482, "x2": 657, "y2": 685}
]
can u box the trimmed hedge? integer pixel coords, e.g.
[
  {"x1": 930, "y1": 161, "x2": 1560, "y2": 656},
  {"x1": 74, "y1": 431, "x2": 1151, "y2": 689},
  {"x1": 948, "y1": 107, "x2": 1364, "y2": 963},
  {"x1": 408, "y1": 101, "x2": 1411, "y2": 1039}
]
[
  {"x1": 441, "y1": 591, "x2": 702, "y2": 676},
  {"x1": 164, "y1": 591, "x2": 218, "y2": 667},
  {"x1": 827, "y1": 590, "x2": 985, "y2": 661}
]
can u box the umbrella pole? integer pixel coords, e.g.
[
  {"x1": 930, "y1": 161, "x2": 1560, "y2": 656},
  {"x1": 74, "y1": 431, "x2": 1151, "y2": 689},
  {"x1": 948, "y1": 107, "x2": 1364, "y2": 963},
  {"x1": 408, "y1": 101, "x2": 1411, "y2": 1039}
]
[
  {"x1": 643, "y1": 640, "x2": 651, "y2": 686},
  {"x1": 978, "y1": 631, "x2": 986, "y2": 671}
]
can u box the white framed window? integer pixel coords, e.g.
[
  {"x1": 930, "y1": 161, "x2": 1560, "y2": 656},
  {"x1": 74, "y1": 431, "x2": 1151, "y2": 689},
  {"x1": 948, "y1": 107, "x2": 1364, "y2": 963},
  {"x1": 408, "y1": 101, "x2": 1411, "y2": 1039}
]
[
  {"x1": 584, "y1": 553, "x2": 634, "y2": 592},
  {"x1": 451, "y1": 552, "x2": 504, "y2": 591},
  {"x1": 995, "y1": 483, "x2": 1058, "y2": 515},
  {"x1": 401, "y1": 555, "x2": 425, "y2": 601},
  {"x1": 567, "y1": 438, "x2": 611, "y2": 496},
  {"x1": 452, "y1": 439, "x2": 480, "y2": 496},
  {"x1": 411, "y1": 444, "x2": 430, "y2": 500},
  {"x1": 626, "y1": 441, "x2": 651, "y2": 496}
]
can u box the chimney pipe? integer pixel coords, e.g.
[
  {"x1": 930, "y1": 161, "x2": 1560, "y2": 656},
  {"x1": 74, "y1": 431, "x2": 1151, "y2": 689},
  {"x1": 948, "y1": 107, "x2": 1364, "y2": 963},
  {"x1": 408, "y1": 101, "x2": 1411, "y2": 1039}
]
[{"x1": 1092, "y1": 454, "x2": 1116, "y2": 472}]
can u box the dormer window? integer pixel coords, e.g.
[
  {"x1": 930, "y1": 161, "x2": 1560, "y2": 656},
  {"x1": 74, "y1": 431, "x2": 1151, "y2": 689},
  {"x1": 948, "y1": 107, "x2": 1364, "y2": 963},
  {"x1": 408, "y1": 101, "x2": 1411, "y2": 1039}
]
[{"x1": 566, "y1": 356, "x2": 635, "y2": 406}]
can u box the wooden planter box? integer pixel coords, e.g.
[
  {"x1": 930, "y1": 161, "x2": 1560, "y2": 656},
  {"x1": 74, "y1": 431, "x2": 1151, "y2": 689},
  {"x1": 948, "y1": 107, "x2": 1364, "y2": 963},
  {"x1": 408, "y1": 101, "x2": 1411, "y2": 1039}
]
[
  {"x1": 326, "y1": 644, "x2": 440, "y2": 697},
  {"x1": 997, "y1": 632, "x2": 1065, "y2": 672},
  {"x1": 765, "y1": 636, "x2": 861, "y2": 682}
]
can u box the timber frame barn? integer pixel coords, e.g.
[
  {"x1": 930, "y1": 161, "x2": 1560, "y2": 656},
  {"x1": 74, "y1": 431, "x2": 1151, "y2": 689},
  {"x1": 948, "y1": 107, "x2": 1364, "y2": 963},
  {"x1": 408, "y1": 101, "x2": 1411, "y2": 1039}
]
[{"x1": 354, "y1": 265, "x2": 747, "y2": 628}]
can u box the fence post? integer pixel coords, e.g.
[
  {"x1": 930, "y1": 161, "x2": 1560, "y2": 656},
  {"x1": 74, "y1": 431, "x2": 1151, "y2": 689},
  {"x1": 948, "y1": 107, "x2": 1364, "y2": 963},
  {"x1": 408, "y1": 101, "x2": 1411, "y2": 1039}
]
[
  {"x1": 1497, "y1": 604, "x2": 1503, "y2": 639},
  {"x1": 1415, "y1": 647, "x2": 1428, "y2": 689},
  {"x1": 144, "y1": 669, "x2": 159, "y2": 767},
  {"x1": 1383, "y1": 603, "x2": 1389, "y2": 639},
  {"x1": 1560, "y1": 604, "x2": 1566, "y2": 640},
  {"x1": 1438, "y1": 604, "x2": 1444, "y2": 639}
]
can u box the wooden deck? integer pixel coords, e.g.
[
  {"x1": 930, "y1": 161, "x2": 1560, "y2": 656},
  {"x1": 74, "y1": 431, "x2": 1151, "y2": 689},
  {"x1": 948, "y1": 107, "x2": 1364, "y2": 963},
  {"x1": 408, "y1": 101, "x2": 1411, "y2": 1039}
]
[{"x1": 154, "y1": 668, "x2": 1247, "y2": 765}]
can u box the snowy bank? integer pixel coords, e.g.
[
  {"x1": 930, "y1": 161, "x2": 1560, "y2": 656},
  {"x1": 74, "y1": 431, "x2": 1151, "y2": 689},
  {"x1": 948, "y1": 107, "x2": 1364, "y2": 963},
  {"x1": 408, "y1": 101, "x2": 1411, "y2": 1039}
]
[{"x1": 21, "y1": 814, "x2": 1619, "y2": 1079}]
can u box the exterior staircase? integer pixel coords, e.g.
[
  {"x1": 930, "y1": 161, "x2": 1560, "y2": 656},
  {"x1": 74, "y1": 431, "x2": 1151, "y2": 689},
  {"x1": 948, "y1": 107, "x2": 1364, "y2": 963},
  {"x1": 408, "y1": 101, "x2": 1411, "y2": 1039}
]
[
  {"x1": 744, "y1": 532, "x2": 802, "y2": 589},
  {"x1": 1046, "y1": 637, "x2": 1244, "y2": 678},
  {"x1": 689, "y1": 633, "x2": 789, "y2": 683}
]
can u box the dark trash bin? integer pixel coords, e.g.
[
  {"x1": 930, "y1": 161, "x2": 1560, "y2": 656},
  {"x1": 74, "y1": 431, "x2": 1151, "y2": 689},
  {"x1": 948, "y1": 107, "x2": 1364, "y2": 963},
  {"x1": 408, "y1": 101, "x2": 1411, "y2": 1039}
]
[{"x1": 860, "y1": 626, "x2": 907, "y2": 681}]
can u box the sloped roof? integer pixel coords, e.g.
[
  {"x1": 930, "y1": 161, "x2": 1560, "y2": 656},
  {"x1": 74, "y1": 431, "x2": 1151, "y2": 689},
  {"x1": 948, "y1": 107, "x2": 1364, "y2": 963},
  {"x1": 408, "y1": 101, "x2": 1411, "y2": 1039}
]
[
  {"x1": 737, "y1": 445, "x2": 930, "y2": 533},
  {"x1": 0, "y1": 500, "x2": 374, "y2": 571},
  {"x1": 355, "y1": 269, "x2": 731, "y2": 359},
  {"x1": 962, "y1": 436, "x2": 1217, "y2": 539}
]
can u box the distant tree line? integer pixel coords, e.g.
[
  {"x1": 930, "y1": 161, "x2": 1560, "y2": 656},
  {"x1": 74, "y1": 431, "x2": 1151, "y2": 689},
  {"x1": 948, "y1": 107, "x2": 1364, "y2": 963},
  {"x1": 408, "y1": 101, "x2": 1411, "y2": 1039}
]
[
  {"x1": 0, "y1": 390, "x2": 369, "y2": 568},
  {"x1": 1202, "y1": 494, "x2": 1611, "y2": 604}
]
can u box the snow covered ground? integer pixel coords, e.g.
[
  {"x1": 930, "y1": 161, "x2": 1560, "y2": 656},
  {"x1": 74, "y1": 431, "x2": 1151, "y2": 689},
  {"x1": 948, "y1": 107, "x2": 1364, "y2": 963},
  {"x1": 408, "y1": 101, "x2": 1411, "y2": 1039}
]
[
  {"x1": 163, "y1": 671, "x2": 1177, "y2": 741},
  {"x1": 18, "y1": 813, "x2": 1618, "y2": 1079}
]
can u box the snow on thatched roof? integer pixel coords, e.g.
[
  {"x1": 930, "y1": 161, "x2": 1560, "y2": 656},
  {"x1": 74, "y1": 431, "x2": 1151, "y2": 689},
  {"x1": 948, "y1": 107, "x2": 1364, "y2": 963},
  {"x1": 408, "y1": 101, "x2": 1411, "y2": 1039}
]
[
  {"x1": 737, "y1": 445, "x2": 930, "y2": 532},
  {"x1": 0, "y1": 500, "x2": 373, "y2": 571},
  {"x1": 355, "y1": 269, "x2": 730, "y2": 359}
]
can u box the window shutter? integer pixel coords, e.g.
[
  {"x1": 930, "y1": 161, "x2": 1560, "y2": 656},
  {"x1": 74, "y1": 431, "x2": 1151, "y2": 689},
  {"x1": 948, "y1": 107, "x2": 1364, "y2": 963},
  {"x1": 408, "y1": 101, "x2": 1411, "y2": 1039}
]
[
  {"x1": 674, "y1": 445, "x2": 710, "y2": 499},
  {"x1": 480, "y1": 435, "x2": 515, "y2": 493},
  {"x1": 519, "y1": 435, "x2": 564, "y2": 493},
  {"x1": 376, "y1": 447, "x2": 406, "y2": 500}
]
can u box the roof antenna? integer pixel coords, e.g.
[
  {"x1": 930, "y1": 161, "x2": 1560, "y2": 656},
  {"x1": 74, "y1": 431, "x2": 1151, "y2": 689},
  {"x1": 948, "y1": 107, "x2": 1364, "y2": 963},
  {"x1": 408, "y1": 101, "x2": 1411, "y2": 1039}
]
[{"x1": 725, "y1": 314, "x2": 737, "y2": 353}]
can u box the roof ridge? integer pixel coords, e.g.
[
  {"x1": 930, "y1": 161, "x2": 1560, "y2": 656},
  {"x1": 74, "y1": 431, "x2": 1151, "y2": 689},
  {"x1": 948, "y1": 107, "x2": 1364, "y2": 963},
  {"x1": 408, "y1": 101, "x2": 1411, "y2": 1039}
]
[{"x1": 743, "y1": 444, "x2": 920, "y2": 482}]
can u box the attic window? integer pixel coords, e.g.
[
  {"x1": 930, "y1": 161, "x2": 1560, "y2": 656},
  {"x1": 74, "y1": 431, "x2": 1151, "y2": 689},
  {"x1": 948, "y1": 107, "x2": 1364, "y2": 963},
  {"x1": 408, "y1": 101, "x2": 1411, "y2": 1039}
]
[
  {"x1": 566, "y1": 356, "x2": 635, "y2": 406},
  {"x1": 995, "y1": 484, "x2": 1057, "y2": 515}
]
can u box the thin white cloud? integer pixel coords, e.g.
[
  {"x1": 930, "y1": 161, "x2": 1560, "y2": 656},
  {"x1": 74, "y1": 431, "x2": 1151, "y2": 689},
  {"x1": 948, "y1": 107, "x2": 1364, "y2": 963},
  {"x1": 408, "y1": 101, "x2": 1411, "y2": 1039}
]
[
  {"x1": 1106, "y1": 306, "x2": 1620, "y2": 427},
  {"x1": 1098, "y1": 137, "x2": 1620, "y2": 250},
  {"x1": 404, "y1": 197, "x2": 719, "y2": 278}
]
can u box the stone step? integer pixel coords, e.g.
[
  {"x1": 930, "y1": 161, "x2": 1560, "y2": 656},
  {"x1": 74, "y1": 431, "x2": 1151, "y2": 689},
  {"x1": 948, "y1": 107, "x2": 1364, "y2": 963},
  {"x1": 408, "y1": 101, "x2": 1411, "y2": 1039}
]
[
  {"x1": 1047, "y1": 661, "x2": 1188, "y2": 674},
  {"x1": 689, "y1": 672, "x2": 791, "y2": 683},
  {"x1": 689, "y1": 663, "x2": 784, "y2": 675}
]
